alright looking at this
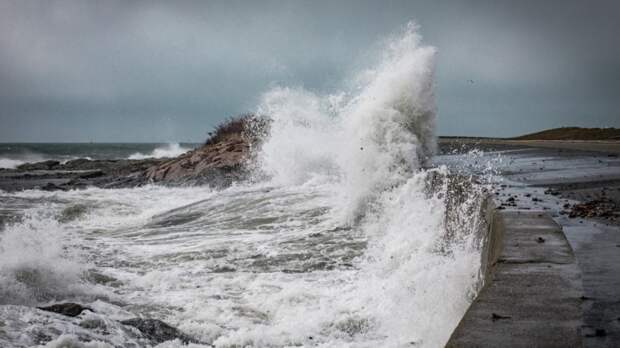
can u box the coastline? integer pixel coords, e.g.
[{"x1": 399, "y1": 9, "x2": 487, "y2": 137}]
[{"x1": 439, "y1": 137, "x2": 620, "y2": 154}]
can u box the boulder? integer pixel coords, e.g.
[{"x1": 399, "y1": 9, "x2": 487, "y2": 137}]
[
  {"x1": 38, "y1": 303, "x2": 93, "y2": 317},
  {"x1": 120, "y1": 318, "x2": 195, "y2": 344}
]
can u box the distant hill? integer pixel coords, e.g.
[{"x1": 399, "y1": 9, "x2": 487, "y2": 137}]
[{"x1": 512, "y1": 127, "x2": 620, "y2": 141}]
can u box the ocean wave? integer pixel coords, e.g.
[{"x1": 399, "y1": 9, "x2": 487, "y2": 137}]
[
  {"x1": 128, "y1": 143, "x2": 190, "y2": 160},
  {"x1": 0, "y1": 158, "x2": 26, "y2": 169},
  {"x1": 0, "y1": 22, "x2": 489, "y2": 347}
]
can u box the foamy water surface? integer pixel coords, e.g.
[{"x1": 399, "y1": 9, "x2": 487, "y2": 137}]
[{"x1": 0, "y1": 23, "x2": 487, "y2": 348}]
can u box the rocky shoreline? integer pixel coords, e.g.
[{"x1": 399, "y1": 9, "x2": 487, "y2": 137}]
[{"x1": 0, "y1": 117, "x2": 262, "y2": 193}]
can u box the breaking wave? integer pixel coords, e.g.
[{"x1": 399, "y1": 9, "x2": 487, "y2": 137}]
[
  {"x1": 0, "y1": 22, "x2": 488, "y2": 347},
  {"x1": 128, "y1": 143, "x2": 191, "y2": 160}
]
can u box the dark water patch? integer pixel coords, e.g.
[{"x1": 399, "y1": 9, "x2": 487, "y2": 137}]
[
  {"x1": 145, "y1": 211, "x2": 204, "y2": 228},
  {"x1": 84, "y1": 269, "x2": 121, "y2": 287},
  {"x1": 158, "y1": 249, "x2": 230, "y2": 263},
  {"x1": 232, "y1": 306, "x2": 270, "y2": 324},
  {"x1": 57, "y1": 204, "x2": 90, "y2": 223},
  {"x1": 121, "y1": 318, "x2": 204, "y2": 345},
  {"x1": 212, "y1": 265, "x2": 236, "y2": 273}
]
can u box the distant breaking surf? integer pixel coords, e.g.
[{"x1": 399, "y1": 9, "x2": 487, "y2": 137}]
[{"x1": 128, "y1": 143, "x2": 191, "y2": 160}]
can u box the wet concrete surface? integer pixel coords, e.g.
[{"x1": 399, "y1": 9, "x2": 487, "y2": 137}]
[
  {"x1": 447, "y1": 211, "x2": 583, "y2": 347},
  {"x1": 438, "y1": 143, "x2": 620, "y2": 347}
]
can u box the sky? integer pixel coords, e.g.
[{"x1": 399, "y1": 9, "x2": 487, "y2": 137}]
[{"x1": 1, "y1": 0, "x2": 619, "y2": 142}]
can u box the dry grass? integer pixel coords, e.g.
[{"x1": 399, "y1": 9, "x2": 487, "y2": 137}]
[
  {"x1": 205, "y1": 115, "x2": 251, "y2": 146},
  {"x1": 204, "y1": 114, "x2": 271, "y2": 146}
]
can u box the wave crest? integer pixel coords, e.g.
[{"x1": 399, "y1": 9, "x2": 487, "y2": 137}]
[
  {"x1": 128, "y1": 143, "x2": 190, "y2": 160},
  {"x1": 257, "y1": 21, "x2": 436, "y2": 222}
]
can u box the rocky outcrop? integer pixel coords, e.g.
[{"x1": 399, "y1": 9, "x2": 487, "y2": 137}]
[
  {"x1": 144, "y1": 132, "x2": 251, "y2": 186},
  {"x1": 144, "y1": 115, "x2": 268, "y2": 187},
  {"x1": 0, "y1": 158, "x2": 164, "y2": 192},
  {"x1": 0, "y1": 116, "x2": 267, "y2": 192}
]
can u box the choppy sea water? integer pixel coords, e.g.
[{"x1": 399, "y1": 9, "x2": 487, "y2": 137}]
[
  {"x1": 0, "y1": 23, "x2": 489, "y2": 347},
  {"x1": 0, "y1": 143, "x2": 197, "y2": 169}
]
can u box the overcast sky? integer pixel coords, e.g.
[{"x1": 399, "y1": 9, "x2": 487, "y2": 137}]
[{"x1": 1, "y1": 0, "x2": 619, "y2": 142}]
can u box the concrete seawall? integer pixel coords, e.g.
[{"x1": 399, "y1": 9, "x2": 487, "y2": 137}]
[{"x1": 446, "y1": 210, "x2": 584, "y2": 347}]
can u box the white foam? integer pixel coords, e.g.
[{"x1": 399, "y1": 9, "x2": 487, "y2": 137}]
[
  {"x1": 0, "y1": 158, "x2": 26, "y2": 169},
  {"x1": 128, "y1": 143, "x2": 190, "y2": 160},
  {"x1": 0, "y1": 209, "x2": 90, "y2": 306},
  {"x1": 0, "y1": 22, "x2": 487, "y2": 347},
  {"x1": 257, "y1": 21, "x2": 436, "y2": 223}
]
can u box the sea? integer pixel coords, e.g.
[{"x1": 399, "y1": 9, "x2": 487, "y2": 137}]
[
  {"x1": 0, "y1": 23, "x2": 489, "y2": 347},
  {"x1": 0, "y1": 142, "x2": 197, "y2": 170}
]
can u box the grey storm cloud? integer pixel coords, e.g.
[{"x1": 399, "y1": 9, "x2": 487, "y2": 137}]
[{"x1": 0, "y1": 0, "x2": 619, "y2": 142}]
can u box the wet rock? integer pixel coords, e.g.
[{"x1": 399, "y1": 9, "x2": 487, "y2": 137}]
[
  {"x1": 120, "y1": 318, "x2": 194, "y2": 344},
  {"x1": 41, "y1": 182, "x2": 67, "y2": 191},
  {"x1": 16, "y1": 160, "x2": 60, "y2": 171},
  {"x1": 38, "y1": 303, "x2": 93, "y2": 317}
]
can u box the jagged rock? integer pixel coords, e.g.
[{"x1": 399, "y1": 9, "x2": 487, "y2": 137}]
[
  {"x1": 37, "y1": 303, "x2": 93, "y2": 317},
  {"x1": 120, "y1": 318, "x2": 195, "y2": 344}
]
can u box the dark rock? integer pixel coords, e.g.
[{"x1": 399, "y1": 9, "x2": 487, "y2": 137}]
[
  {"x1": 491, "y1": 313, "x2": 511, "y2": 321},
  {"x1": 78, "y1": 170, "x2": 105, "y2": 179},
  {"x1": 16, "y1": 160, "x2": 60, "y2": 171},
  {"x1": 41, "y1": 182, "x2": 66, "y2": 191},
  {"x1": 537, "y1": 237, "x2": 545, "y2": 243},
  {"x1": 595, "y1": 329, "x2": 607, "y2": 337},
  {"x1": 120, "y1": 318, "x2": 195, "y2": 344},
  {"x1": 38, "y1": 303, "x2": 93, "y2": 317}
]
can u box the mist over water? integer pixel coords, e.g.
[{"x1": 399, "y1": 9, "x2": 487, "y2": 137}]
[{"x1": 0, "y1": 23, "x2": 487, "y2": 347}]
